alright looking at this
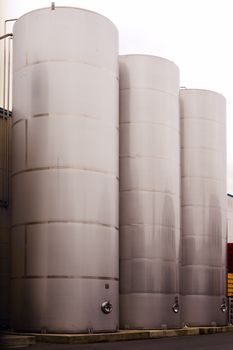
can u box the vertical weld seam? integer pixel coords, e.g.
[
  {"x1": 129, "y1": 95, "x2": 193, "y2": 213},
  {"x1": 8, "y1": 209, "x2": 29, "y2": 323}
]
[{"x1": 24, "y1": 225, "x2": 27, "y2": 277}]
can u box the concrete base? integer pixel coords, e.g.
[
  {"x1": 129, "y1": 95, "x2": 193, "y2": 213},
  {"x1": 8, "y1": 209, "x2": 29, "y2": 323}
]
[
  {"x1": 5, "y1": 326, "x2": 233, "y2": 344},
  {"x1": 0, "y1": 335, "x2": 35, "y2": 348},
  {"x1": 199, "y1": 326, "x2": 233, "y2": 335}
]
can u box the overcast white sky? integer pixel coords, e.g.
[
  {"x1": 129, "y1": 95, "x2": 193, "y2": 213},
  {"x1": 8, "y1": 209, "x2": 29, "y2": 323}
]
[{"x1": 1, "y1": 0, "x2": 233, "y2": 193}]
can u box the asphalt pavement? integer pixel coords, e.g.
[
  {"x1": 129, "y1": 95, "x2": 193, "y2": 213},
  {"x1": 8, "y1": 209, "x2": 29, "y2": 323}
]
[{"x1": 19, "y1": 332, "x2": 233, "y2": 350}]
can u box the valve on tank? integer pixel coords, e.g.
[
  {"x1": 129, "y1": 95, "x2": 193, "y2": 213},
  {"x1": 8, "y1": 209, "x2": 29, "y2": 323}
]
[{"x1": 101, "y1": 301, "x2": 113, "y2": 314}]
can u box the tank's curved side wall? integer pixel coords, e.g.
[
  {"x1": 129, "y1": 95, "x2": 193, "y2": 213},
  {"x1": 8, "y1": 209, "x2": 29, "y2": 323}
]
[
  {"x1": 0, "y1": 115, "x2": 11, "y2": 329},
  {"x1": 11, "y1": 7, "x2": 119, "y2": 333},
  {"x1": 119, "y1": 55, "x2": 181, "y2": 329},
  {"x1": 180, "y1": 89, "x2": 227, "y2": 326}
]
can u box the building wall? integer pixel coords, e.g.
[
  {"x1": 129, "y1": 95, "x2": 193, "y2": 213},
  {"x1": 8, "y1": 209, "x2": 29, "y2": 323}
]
[{"x1": 227, "y1": 194, "x2": 233, "y2": 243}]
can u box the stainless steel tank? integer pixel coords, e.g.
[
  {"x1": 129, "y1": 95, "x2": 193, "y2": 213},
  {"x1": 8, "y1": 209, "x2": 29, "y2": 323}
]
[
  {"x1": 119, "y1": 55, "x2": 180, "y2": 329},
  {"x1": 227, "y1": 194, "x2": 233, "y2": 243},
  {"x1": 0, "y1": 206, "x2": 9, "y2": 329},
  {"x1": 0, "y1": 113, "x2": 10, "y2": 328},
  {"x1": 11, "y1": 7, "x2": 119, "y2": 332},
  {"x1": 180, "y1": 89, "x2": 227, "y2": 326}
]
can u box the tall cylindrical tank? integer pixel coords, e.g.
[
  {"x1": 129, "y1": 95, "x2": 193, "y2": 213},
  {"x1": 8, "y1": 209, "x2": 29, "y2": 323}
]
[
  {"x1": 11, "y1": 7, "x2": 119, "y2": 332},
  {"x1": 227, "y1": 194, "x2": 233, "y2": 243},
  {"x1": 0, "y1": 112, "x2": 11, "y2": 329},
  {"x1": 119, "y1": 55, "x2": 181, "y2": 329},
  {"x1": 180, "y1": 89, "x2": 227, "y2": 326}
]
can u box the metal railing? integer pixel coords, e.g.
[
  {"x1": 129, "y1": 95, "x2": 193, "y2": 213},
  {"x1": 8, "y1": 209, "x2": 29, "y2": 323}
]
[{"x1": 0, "y1": 18, "x2": 16, "y2": 207}]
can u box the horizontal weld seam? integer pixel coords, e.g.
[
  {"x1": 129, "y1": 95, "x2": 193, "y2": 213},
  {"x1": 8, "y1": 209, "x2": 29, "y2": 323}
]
[
  {"x1": 181, "y1": 175, "x2": 224, "y2": 182},
  {"x1": 120, "y1": 223, "x2": 179, "y2": 229},
  {"x1": 11, "y1": 275, "x2": 119, "y2": 281},
  {"x1": 120, "y1": 87, "x2": 178, "y2": 99},
  {"x1": 12, "y1": 221, "x2": 119, "y2": 230},
  {"x1": 14, "y1": 59, "x2": 119, "y2": 80},
  {"x1": 181, "y1": 116, "x2": 225, "y2": 125},
  {"x1": 12, "y1": 113, "x2": 119, "y2": 128},
  {"x1": 120, "y1": 189, "x2": 177, "y2": 195},
  {"x1": 12, "y1": 167, "x2": 119, "y2": 179},
  {"x1": 120, "y1": 155, "x2": 179, "y2": 162},
  {"x1": 120, "y1": 121, "x2": 179, "y2": 133}
]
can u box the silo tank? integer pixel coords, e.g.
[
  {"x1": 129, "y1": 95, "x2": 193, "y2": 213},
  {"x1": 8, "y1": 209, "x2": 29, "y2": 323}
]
[
  {"x1": 11, "y1": 7, "x2": 119, "y2": 332},
  {"x1": 119, "y1": 55, "x2": 181, "y2": 329},
  {"x1": 180, "y1": 89, "x2": 227, "y2": 326}
]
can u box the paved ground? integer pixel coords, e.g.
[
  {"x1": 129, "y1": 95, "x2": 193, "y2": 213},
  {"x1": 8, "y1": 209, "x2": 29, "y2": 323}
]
[{"x1": 20, "y1": 333, "x2": 233, "y2": 350}]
